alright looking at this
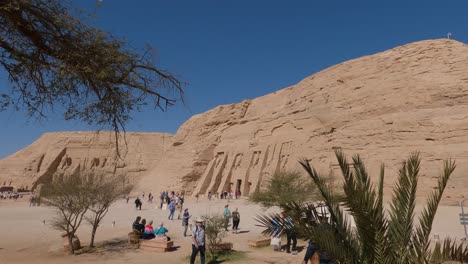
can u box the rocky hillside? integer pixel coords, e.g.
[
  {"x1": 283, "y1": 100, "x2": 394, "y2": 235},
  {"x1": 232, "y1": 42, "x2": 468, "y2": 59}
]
[
  {"x1": 0, "y1": 131, "x2": 171, "y2": 190},
  {"x1": 143, "y1": 39, "x2": 468, "y2": 205},
  {"x1": 1, "y1": 39, "x2": 467, "y2": 205}
]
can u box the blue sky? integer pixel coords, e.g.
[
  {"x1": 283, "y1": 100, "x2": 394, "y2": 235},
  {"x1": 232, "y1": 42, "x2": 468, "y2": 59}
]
[{"x1": 1, "y1": 0, "x2": 468, "y2": 159}]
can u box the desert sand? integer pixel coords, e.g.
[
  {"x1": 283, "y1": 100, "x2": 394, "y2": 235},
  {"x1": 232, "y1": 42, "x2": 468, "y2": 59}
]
[
  {"x1": 0, "y1": 196, "x2": 298, "y2": 264},
  {"x1": 0, "y1": 195, "x2": 466, "y2": 264}
]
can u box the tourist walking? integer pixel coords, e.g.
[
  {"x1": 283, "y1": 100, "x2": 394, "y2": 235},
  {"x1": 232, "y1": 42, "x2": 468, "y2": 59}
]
[
  {"x1": 135, "y1": 197, "x2": 142, "y2": 210},
  {"x1": 232, "y1": 208, "x2": 240, "y2": 233},
  {"x1": 182, "y1": 208, "x2": 191, "y2": 237},
  {"x1": 168, "y1": 200, "x2": 176, "y2": 220},
  {"x1": 223, "y1": 204, "x2": 231, "y2": 231},
  {"x1": 160, "y1": 192, "x2": 165, "y2": 209},
  {"x1": 190, "y1": 218, "x2": 206, "y2": 264}
]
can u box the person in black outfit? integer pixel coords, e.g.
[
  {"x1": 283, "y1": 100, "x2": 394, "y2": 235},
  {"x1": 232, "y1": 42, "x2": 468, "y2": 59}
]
[
  {"x1": 132, "y1": 216, "x2": 141, "y2": 230},
  {"x1": 134, "y1": 197, "x2": 142, "y2": 210},
  {"x1": 135, "y1": 219, "x2": 146, "y2": 237},
  {"x1": 281, "y1": 211, "x2": 297, "y2": 253}
]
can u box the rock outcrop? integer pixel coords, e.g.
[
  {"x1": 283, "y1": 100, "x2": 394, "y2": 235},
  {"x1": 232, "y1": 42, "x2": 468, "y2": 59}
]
[
  {"x1": 0, "y1": 131, "x2": 171, "y2": 190},
  {"x1": 1, "y1": 39, "x2": 468, "y2": 205},
  {"x1": 142, "y1": 39, "x2": 468, "y2": 205}
]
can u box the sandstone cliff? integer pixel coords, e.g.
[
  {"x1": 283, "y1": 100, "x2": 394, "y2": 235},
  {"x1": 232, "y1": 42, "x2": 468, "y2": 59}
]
[
  {"x1": 1, "y1": 39, "x2": 467, "y2": 205},
  {"x1": 0, "y1": 131, "x2": 171, "y2": 190},
  {"x1": 143, "y1": 39, "x2": 468, "y2": 205}
]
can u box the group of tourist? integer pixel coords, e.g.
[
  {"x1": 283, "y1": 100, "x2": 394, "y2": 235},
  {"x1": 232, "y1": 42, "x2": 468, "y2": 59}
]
[
  {"x1": 222, "y1": 204, "x2": 241, "y2": 233},
  {"x1": 199, "y1": 190, "x2": 243, "y2": 201},
  {"x1": 130, "y1": 208, "x2": 207, "y2": 264},
  {"x1": 1, "y1": 191, "x2": 22, "y2": 200},
  {"x1": 132, "y1": 216, "x2": 171, "y2": 241},
  {"x1": 129, "y1": 191, "x2": 186, "y2": 214},
  {"x1": 206, "y1": 190, "x2": 242, "y2": 200},
  {"x1": 127, "y1": 192, "x2": 334, "y2": 264}
]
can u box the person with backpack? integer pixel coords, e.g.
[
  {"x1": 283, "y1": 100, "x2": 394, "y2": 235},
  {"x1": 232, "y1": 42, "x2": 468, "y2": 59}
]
[
  {"x1": 232, "y1": 208, "x2": 240, "y2": 234},
  {"x1": 190, "y1": 218, "x2": 206, "y2": 264}
]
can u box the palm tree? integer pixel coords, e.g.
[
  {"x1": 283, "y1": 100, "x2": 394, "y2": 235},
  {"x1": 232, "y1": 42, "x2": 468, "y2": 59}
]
[
  {"x1": 249, "y1": 170, "x2": 319, "y2": 207},
  {"x1": 257, "y1": 149, "x2": 468, "y2": 263}
]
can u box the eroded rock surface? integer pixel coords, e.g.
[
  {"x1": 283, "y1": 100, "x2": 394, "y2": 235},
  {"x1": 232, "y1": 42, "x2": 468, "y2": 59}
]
[
  {"x1": 144, "y1": 39, "x2": 468, "y2": 205},
  {"x1": 0, "y1": 131, "x2": 171, "y2": 191},
  {"x1": 1, "y1": 39, "x2": 468, "y2": 205}
]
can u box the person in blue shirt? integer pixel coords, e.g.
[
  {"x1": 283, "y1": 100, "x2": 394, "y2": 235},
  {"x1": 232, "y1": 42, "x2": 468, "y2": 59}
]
[
  {"x1": 168, "y1": 201, "x2": 176, "y2": 220},
  {"x1": 182, "y1": 208, "x2": 191, "y2": 237},
  {"x1": 301, "y1": 240, "x2": 334, "y2": 264}
]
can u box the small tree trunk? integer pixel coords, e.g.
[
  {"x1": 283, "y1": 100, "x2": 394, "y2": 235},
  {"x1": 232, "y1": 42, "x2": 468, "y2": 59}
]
[
  {"x1": 90, "y1": 225, "x2": 98, "y2": 247},
  {"x1": 67, "y1": 234, "x2": 75, "y2": 255}
]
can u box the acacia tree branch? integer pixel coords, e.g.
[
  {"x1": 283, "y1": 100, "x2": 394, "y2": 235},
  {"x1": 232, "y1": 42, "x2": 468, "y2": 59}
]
[{"x1": 0, "y1": 0, "x2": 185, "y2": 155}]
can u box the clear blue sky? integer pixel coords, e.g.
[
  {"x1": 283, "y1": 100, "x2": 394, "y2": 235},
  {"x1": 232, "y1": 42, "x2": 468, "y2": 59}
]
[{"x1": 1, "y1": 0, "x2": 467, "y2": 159}]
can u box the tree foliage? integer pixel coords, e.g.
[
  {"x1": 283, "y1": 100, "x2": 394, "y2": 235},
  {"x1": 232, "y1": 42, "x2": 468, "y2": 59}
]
[
  {"x1": 85, "y1": 175, "x2": 133, "y2": 247},
  {"x1": 249, "y1": 170, "x2": 320, "y2": 207},
  {"x1": 41, "y1": 176, "x2": 91, "y2": 254},
  {"x1": 0, "y1": 0, "x2": 183, "y2": 137},
  {"x1": 42, "y1": 174, "x2": 133, "y2": 253},
  {"x1": 202, "y1": 214, "x2": 228, "y2": 259},
  {"x1": 257, "y1": 150, "x2": 468, "y2": 263}
]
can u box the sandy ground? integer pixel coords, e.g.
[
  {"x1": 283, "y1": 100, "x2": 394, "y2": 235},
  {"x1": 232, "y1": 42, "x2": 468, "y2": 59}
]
[
  {"x1": 0, "y1": 196, "x2": 305, "y2": 264},
  {"x1": 0, "y1": 196, "x2": 466, "y2": 264}
]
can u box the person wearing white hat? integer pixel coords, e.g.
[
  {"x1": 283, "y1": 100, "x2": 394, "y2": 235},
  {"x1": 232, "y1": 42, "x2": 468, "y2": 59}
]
[{"x1": 190, "y1": 218, "x2": 206, "y2": 264}]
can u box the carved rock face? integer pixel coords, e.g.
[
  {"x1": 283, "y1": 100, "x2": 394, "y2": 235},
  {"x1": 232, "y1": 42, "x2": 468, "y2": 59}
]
[
  {"x1": 1, "y1": 39, "x2": 468, "y2": 205},
  {"x1": 143, "y1": 39, "x2": 468, "y2": 205},
  {"x1": 0, "y1": 131, "x2": 171, "y2": 191}
]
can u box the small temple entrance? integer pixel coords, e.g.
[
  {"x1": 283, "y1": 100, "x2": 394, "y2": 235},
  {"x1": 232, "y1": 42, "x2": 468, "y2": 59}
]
[{"x1": 236, "y1": 179, "x2": 242, "y2": 197}]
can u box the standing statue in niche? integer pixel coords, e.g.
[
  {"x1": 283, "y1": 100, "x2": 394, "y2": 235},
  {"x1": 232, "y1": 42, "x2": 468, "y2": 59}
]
[
  {"x1": 281, "y1": 154, "x2": 289, "y2": 169},
  {"x1": 252, "y1": 151, "x2": 261, "y2": 168}
]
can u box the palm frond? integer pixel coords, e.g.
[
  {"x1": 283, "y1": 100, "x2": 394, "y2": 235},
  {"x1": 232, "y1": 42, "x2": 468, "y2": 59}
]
[
  {"x1": 300, "y1": 157, "x2": 361, "y2": 263},
  {"x1": 387, "y1": 152, "x2": 420, "y2": 262},
  {"x1": 256, "y1": 150, "x2": 461, "y2": 264},
  {"x1": 412, "y1": 159, "x2": 456, "y2": 263},
  {"x1": 431, "y1": 237, "x2": 468, "y2": 263},
  {"x1": 373, "y1": 164, "x2": 389, "y2": 264},
  {"x1": 255, "y1": 212, "x2": 283, "y2": 237}
]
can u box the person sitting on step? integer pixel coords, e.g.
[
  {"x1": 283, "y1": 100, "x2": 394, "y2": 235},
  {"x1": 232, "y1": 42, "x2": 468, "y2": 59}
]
[{"x1": 154, "y1": 222, "x2": 171, "y2": 241}]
